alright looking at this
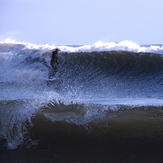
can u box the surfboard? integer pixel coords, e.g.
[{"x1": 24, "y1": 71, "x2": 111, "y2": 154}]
[{"x1": 44, "y1": 77, "x2": 57, "y2": 81}]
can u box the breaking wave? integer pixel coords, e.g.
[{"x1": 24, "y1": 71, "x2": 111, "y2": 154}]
[{"x1": 0, "y1": 40, "x2": 163, "y2": 149}]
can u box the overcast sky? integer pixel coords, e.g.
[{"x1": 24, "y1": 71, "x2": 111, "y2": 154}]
[{"x1": 0, "y1": 0, "x2": 163, "y2": 45}]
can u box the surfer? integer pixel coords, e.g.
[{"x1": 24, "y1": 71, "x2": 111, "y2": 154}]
[
  {"x1": 50, "y1": 48, "x2": 60, "y2": 71},
  {"x1": 49, "y1": 48, "x2": 60, "y2": 78}
]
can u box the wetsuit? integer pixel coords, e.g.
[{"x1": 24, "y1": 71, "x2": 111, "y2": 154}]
[{"x1": 50, "y1": 50, "x2": 59, "y2": 72}]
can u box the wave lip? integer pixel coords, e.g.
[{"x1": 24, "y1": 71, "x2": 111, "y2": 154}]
[{"x1": 0, "y1": 40, "x2": 163, "y2": 54}]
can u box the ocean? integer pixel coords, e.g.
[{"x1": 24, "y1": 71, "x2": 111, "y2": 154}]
[{"x1": 0, "y1": 40, "x2": 163, "y2": 162}]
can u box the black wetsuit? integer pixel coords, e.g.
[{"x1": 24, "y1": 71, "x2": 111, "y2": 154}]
[{"x1": 50, "y1": 50, "x2": 59, "y2": 72}]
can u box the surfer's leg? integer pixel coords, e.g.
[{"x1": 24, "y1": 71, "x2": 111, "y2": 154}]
[
  {"x1": 48, "y1": 68, "x2": 55, "y2": 79},
  {"x1": 48, "y1": 66, "x2": 58, "y2": 79}
]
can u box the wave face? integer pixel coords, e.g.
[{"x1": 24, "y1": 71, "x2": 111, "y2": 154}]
[
  {"x1": 0, "y1": 41, "x2": 163, "y2": 162},
  {"x1": 58, "y1": 51, "x2": 163, "y2": 99}
]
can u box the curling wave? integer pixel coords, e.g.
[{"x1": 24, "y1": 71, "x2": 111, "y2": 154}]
[{"x1": 0, "y1": 40, "x2": 163, "y2": 149}]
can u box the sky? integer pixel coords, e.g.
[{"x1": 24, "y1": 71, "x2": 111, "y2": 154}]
[{"x1": 0, "y1": 0, "x2": 163, "y2": 45}]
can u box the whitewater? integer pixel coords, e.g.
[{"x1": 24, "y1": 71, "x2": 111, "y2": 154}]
[{"x1": 0, "y1": 40, "x2": 163, "y2": 162}]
